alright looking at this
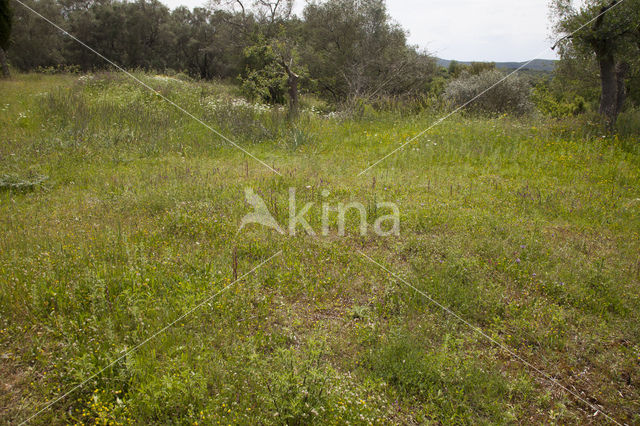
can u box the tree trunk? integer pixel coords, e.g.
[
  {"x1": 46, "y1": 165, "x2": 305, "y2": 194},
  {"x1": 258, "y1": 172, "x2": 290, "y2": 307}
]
[
  {"x1": 590, "y1": 1, "x2": 627, "y2": 130},
  {"x1": 201, "y1": 52, "x2": 208, "y2": 80},
  {"x1": 287, "y1": 71, "x2": 299, "y2": 119},
  {"x1": 597, "y1": 51, "x2": 617, "y2": 127},
  {"x1": 282, "y1": 60, "x2": 299, "y2": 120},
  {"x1": 615, "y1": 61, "x2": 629, "y2": 117},
  {"x1": 0, "y1": 46, "x2": 9, "y2": 78}
]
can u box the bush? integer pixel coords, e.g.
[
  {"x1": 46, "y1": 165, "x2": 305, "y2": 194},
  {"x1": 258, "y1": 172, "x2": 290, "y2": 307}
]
[
  {"x1": 615, "y1": 107, "x2": 640, "y2": 138},
  {"x1": 531, "y1": 84, "x2": 586, "y2": 118},
  {"x1": 443, "y1": 69, "x2": 532, "y2": 115},
  {"x1": 240, "y1": 42, "x2": 287, "y2": 105}
]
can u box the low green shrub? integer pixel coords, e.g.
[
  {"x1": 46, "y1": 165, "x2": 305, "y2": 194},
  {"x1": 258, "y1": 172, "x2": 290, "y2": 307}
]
[{"x1": 531, "y1": 84, "x2": 586, "y2": 118}]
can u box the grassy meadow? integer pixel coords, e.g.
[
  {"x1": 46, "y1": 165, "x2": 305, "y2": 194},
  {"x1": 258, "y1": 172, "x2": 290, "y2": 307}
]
[{"x1": 1, "y1": 72, "x2": 639, "y2": 424}]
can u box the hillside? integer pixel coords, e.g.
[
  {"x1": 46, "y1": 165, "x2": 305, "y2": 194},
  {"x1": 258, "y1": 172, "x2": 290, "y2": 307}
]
[{"x1": 437, "y1": 58, "x2": 556, "y2": 72}]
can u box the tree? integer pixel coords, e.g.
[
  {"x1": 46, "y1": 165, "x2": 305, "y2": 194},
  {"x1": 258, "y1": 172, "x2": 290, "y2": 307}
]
[
  {"x1": 271, "y1": 30, "x2": 305, "y2": 118},
  {"x1": 239, "y1": 29, "x2": 305, "y2": 119},
  {"x1": 0, "y1": 0, "x2": 12, "y2": 77},
  {"x1": 552, "y1": 0, "x2": 640, "y2": 128},
  {"x1": 8, "y1": 0, "x2": 66, "y2": 70},
  {"x1": 64, "y1": 0, "x2": 129, "y2": 71},
  {"x1": 209, "y1": 0, "x2": 293, "y2": 24},
  {"x1": 301, "y1": 0, "x2": 434, "y2": 103},
  {"x1": 253, "y1": 0, "x2": 293, "y2": 25},
  {"x1": 468, "y1": 62, "x2": 495, "y2": 76},
  {"x1": 210, "y1": 0, "x2": 302, "y2": 116},
  {"x1": 447, "y1": 61, "x2": 495, "y2": 78},
  {"x1": 241, "y1": 38, "x2": 288, "y2": 104},
  {"x1": 448, "y1": 60, "x2": 462, "y2": 78}
]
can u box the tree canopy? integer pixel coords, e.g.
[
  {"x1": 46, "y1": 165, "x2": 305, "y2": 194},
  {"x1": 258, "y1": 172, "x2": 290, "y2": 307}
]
[
  {"x1": 7, "y1": 0, "x2": 435, "y2": 103},
  {"x1": 552, "y1": 0, "x2": 640, "y2": 126}
]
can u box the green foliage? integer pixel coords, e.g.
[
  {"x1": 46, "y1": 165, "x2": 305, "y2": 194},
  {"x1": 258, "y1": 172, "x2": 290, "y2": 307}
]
[
  {"x1": 7, "y1": 0, "x2": 65, "y2": 69},
  {"x1": 467, "y1": 61, "x2": 496, "y2": 75},
  {"x1": 448, "y1": 60, "x2": 462, "y2": 77},
  {"x1": 6, "y1": 0, "x2": 434, "y2": 104},
  {"x1": 364, "y1": 333, "x2": 516, "y2": 422},
  {"x1": 615, "y1": 107, "x2": 640, "y2": 137},
  {"x1": 531, "y1": 83, "x2": 586, "y2": 118},
  {"x1": 241, "y1": 41, "x2": 288, "y2": 104},
  {"x1": 426, "y1": 74, "x2": 447, "y2": 98},
  {"x1": 7, "y1": 0, "x2": 249, "y2": 77},
  {"x1": 262, "y1": 345, "x2": 329, "y2": 423},
  {"x1": 552, "y1": 0, "x2": 640, "y2": 61},
  {"x1": 551, "y1": 0, "x2": 640, "y2": 123},
  {"x1": 302, "y1": 0, "x2": 435, "y2": 101}
]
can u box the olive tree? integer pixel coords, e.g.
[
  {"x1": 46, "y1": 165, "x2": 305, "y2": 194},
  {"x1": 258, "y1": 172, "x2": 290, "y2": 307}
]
[
  {"x1": 301, "y1": 0, "x2": 434, "y2": 103},
  {"x1": 444, "y1": 69, "x2": 532, "y2": 116},
  {"x1": 552, "y1": 0, "x2": 640, "y2": 128}
]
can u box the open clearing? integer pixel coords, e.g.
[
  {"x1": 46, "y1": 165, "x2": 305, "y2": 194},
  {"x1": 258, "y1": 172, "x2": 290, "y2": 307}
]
[{"x1": 1, "y1": 73, "x2": 639, "y2": 424}]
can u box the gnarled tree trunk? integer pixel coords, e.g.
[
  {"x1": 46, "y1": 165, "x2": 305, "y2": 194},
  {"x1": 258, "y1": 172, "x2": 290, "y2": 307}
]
[
  {"x1": 590, "y1": 0, "x2": 629, "y2": 130},
  {"x1": 596, "y1": 51, "x2": 628, "y2": 129}
]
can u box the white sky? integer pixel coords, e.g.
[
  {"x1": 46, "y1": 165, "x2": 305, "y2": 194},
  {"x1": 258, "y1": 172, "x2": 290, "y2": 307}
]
[{"x1": 159, "y1": 0, "x2": 564, "y2": 62}]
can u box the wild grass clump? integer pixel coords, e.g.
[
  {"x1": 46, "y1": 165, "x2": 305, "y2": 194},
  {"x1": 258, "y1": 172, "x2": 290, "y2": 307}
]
[
  {"x1": 0, "y1": 173, "x2": 47, "y2": 192},
  {"x1": 363, "y1": 332, "x2": 520, "y2": 423}
]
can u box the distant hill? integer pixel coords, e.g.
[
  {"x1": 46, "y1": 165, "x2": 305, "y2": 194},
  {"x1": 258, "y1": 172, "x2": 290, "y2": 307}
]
[{"x1": 437, "y1": 58, "x2": 556, "y2": 72}]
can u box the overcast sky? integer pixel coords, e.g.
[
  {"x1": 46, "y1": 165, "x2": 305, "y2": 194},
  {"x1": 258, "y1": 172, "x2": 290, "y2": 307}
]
[{"x1": 159, "y1": 0, "x2": 562, "y2": 62}]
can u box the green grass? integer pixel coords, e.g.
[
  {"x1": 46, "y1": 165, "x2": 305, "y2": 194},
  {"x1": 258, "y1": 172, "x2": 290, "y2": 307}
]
[{"x1": 1, "y1": 72, "x2": 639, "y2": 425}]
